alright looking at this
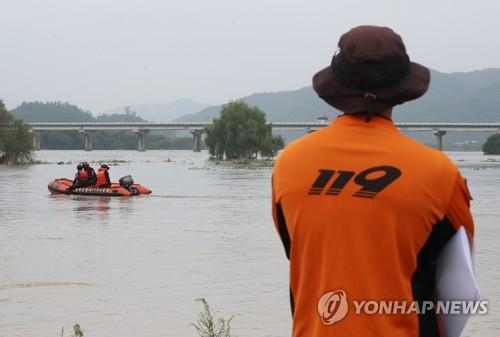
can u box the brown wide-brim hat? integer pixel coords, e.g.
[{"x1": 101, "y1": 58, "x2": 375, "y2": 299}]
[{"x1": 313, "y1": 26, "x2": 430, "y2": 114}]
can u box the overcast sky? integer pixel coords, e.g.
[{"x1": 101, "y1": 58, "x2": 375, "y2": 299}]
[{"x1": 1, "y1": 0, "x2": 499, "y2": 112}]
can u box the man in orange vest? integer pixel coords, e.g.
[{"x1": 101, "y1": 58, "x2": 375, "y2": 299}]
[
  {"x1": 81, "y1": 162, "x2": 97, "y2": 186},
  {"x1": 272, "y1": 26, "x2": 475, "y2": 337},
  {"x1": 69, "y1": 163, "x2": 89, "y2": 190},
  {"x1": 96, "y1": 164, "x2": 111, "y2": 188}
]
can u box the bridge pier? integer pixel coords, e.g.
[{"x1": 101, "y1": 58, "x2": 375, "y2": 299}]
[
  {"x1": 30, "y1": 131, "x2": 41, "y2": 151},
  {"x1": 79, "y1": 130, "x2": 94, "y2": 151},
  {"x1": 133, "y1": 129, "x2": 148, "y2": 152},
  {"x1": 191, "y1": 130, "x2": 203, "y2": 152},
  {"x1": 432, "y1": 130, "x2": 447, "y2": 151}
]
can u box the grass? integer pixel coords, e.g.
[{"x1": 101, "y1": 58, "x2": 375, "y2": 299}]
[
  {"x1": 105, "y1": 159, "x2": 130, "y2": 164},
  {"x1": 24, "y1": 159, "x2": 131, "y2": 165},
  {"x1": 72, "y1": 324, "x2": 84, "y2": 337},
  {"x1": 60, "y1": 324, "x2": 83, "y2": 337},
  {"x1": 191, "y1": 298, "x2": 233, "y2": 337},
  {"x1": 208, "y1": 157, "x2": 275, "y2": 168},
  {"x1": 59, "y1": 300, "x2": 233, "y2": 337}
]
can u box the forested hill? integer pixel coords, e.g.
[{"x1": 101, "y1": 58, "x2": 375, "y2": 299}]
[
  {"x1": 175, "y1": 68, "x2": 500, "y2": 123},
  {"x1": 10, "y1": 102, "x2": 145, "y2": 123},
  {"x1": 101, "y1": 98, "x2": 208, "y2": 122},
  {"x1": 7, "y1": 101, "x2": 197, "y2": 150}
]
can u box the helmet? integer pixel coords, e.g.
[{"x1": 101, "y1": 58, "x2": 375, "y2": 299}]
[
  {"x1": 77, "y1": 164, "x2": 83, "y2": 170},
  {"x1": 100, "y1": 164, "x2": 110, "y2": 170},
  {"x1": 82, "y1": 162, "x2": 89, "y2": 168}
]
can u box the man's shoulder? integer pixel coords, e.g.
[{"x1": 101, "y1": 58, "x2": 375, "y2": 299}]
[
  {"x1": 280, "y1": 127, "x2": 332, "y2": 154},
  {"x1": 275, "y1": 128, "x2": 457, "y2": 174},
  {"x1": 397, "y1": 133, "x2": 457, "y2": 169},
  {"x1": 274, "y1": 129, "x2": 326, "y2": 166}
]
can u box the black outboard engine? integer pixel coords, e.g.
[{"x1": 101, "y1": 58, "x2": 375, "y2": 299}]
[{"x1": 119, "y1": 175, "x2": 134, "y2": 188}]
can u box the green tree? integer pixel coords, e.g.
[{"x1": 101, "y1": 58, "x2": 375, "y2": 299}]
[
  {"x1": 482, "y1": 133, "x2": 500, "y2": 154},
  {"x1": 204, "y1": 101, "x2": 284, "y2": 160},
  {"x1": 0, "y1": 100, "x2": 33, "y2": 164}
]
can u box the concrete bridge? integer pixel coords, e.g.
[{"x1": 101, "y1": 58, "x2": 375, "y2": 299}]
[{"x1": 27, "y1": 121, "x2": 500, "y2": 152}]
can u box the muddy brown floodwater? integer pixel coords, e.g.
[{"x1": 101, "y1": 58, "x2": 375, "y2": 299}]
[{"x1": 0, "y1": 150, "x2": 498, "y2": 337}]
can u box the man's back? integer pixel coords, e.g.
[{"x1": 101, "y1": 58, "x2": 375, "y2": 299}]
[{"x1": 272, "y1": 114, "x2": 474, "y2": 337}]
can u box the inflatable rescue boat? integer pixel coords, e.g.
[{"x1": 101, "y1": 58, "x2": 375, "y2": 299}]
[{"x1": 48, "y1": 175, "x2": 151, "y2": 196}]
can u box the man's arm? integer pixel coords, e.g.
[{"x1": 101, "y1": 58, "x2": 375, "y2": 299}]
[
  {"x1": 445, "y1": 171, "x2": 475, "y2": 245},
  {"x1": 272, "y1": 170, "x2": 295, "y2": 316},
  {"x1": 272, "y1": 172, "x2": 291, "y2": 260},
  {"x1": 435, "y1": 171, "x2": 476, "y2": 337}
]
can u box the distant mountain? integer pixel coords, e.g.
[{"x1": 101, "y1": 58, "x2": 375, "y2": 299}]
[
  {"x1": 175, "y1": 69, "x2": 500, "y2": 147},
  {"x1": 101, "y1": 98, "x2": 208, "y2": 122},
  {"x1": 11, "y1": 101, "x2": 145, "y2": 123},
  {"x1": 175, "y1": 69, "x2": 500, "y2": 124},
  {"x1": 394, "y1": 69, "x2": 500, "y2": 123},
  {"x1": 175, "y1": 87, "x2": 333, "y2": 123}
]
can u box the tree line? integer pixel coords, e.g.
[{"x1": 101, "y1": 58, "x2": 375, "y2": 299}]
[
  {"x1": 9, "y1": 101, "x2": 200, "y2": 150},
  {"x1": 0, "y1": 100, "x2": 33, "y2": 164},
  {"x1": 37, "y1": 130, "x2": 199, "y2": 150},
  {"x1": 2, "y1": 99, "x2": 500, "y2": 165},
  {"x1": 483, "y1": 134, "x2": 500, "y2": 155}
]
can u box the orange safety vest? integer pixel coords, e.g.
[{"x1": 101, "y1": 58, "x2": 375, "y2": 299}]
[
  {"x1": 78, "y1": 169, "x2": 89, "y2": 181},
  {"x1": 272, "y1": 114, "x2": 474, "y2": 337},
  {"x1": 96, "y1": 168, "x2": 109, "y2": 187}
]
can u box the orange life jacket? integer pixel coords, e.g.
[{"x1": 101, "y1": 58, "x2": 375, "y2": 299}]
[
  {"x1": 78, "y1": 169, "x2": 89, "y2": 181},
  {"x1": 96, "y1": 168, "x2": 109, "y2": 187}
]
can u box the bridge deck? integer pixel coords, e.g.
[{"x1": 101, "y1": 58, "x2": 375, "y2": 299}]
[{"x1": 25, "y1": 121, "x2": 500, "y2": 132}]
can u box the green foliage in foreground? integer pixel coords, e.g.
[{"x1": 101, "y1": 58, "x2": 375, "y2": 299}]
[
  {"x1": 0, "y1": 100, "x2": 32, "y2": 164},
  {"x1": 192, "y1": 298, "x2": 232, "y2": 337},
  {"x1": 72, "y1": 324, "x2": 84, "y2": 337},
  {"x1": 483, "y1": 133, "x2": 500, "y2": 154},
  {"x1": 204, "y1": 101, "x2": 284, "y2": 160}
]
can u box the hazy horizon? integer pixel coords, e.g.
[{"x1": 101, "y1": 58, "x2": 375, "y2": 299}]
[{"x1": 2, "y1": 0, "x2": 500, "y2": 112}]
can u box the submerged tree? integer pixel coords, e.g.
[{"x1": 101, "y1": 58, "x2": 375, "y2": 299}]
[
  {"x1": 483, "y1": 133, "x2": 500, "y2": 155},
  {"x1": 0, "y1": 100, "x2": 33, "y2": 164},
  {"x1": 204, "y1": 101, "x2": 284, "y2": 160}
]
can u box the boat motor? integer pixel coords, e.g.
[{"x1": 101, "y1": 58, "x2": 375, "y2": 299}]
[{"x1": 119, "y1": 175, "x2": 134, "y2": 188}]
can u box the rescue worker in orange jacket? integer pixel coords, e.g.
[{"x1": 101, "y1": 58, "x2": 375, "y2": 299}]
[
  {"x1": 96, "y1": 164, "x2": 111, "y2": 188},
  {"x1": 69, "y1": 163, "x2": 89, "y2": 190},
  {"x1": 81, "y1": 162, "x2": 97, "y2": 186},
  {"x1": 272, "y1": 26, "x2": 475, "y2": 337}
]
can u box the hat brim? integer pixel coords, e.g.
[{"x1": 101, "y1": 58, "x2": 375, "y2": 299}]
[{"x1": 312, "y1": 61, "x2": 430, "y2": 113}]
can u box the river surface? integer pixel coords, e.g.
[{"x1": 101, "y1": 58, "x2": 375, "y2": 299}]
[{"x1": 0, "y1": 150, "x2": 499, "y2": 337}]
